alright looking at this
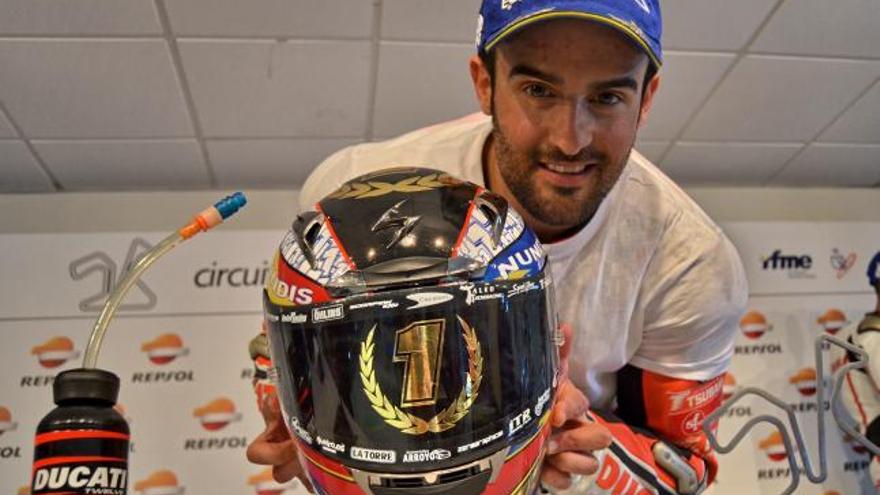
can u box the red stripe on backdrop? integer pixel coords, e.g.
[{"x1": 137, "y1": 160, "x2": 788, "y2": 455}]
[{"x1": 35, "y1": 430, "x2": 129, "y2": 446}]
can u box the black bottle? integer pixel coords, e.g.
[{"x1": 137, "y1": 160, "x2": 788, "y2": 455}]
[{"x1": 31, "y1": 368, "x2": 129, "y2": 494}]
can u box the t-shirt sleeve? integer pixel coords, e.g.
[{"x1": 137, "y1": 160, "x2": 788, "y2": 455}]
[
  {"x1": 298, "y1": 145, "x2": 358, "y2": 212},
  {"x1": 628, "y1": 212, "x2": 749, "y2": 381}
]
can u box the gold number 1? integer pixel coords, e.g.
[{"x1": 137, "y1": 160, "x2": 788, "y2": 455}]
[{"x1": 394, "y1": 319, "x2": 445, "y2": 408}]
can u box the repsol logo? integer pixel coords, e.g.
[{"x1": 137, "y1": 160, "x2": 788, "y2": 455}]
[
  {"x1": 844, "y1": 460, "x2": 870, "y2": 472},
  {"x1": 194, "y1": 261, "x2": 270, "y2": 288},
  {"x1": 735, "y1": 343, "x2": 783, "y2": 355},
  {"x1": 183, "y1": 436, "x2": 247, "y2": 450},
  {"x1": 762, "y1": 250, "x2": 812, "y2": 271},
  {"x1": 131, "y1": 370, "x2": 194, "y2": 383},
  {"x1": 0, "y1": 446, "x2": 21, "y2": 458},
  {"x1": 757, "y1": 467, "x2": 791, "y2": 480},
  {"x1": 20, "y1": 375, "x2": 55, "y2": 387},
  {"x1": 496, "y1": 242, "x2": 543, "y2": 278},
  {"x1": 33, "y1": 466, "x2": 127, "y2": 492},
  {"x1": 726, "y1": 406, "x2": 752, "y2": 418}
]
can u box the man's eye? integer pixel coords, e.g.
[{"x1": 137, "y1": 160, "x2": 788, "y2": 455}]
[
  {"x1": 523, "y1": 83, "x2": 553, "y2": 98},
  {"x1": 595, "y1": 93, "x2": 623, "y2": 105}
]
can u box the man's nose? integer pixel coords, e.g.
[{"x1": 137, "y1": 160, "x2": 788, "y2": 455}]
[{"x1": 547, "y1": 99, "x2": 594, "y2": 157}]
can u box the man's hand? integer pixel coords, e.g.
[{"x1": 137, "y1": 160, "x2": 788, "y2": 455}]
[
  {"x1": 246, "y1": 393, "x2": 313, "y2": 492},
  {"x1": 541, "y1": 324, "x2": 613, "y2": 490}
]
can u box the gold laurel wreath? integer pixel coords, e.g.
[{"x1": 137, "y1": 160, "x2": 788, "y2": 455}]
[
  {"x1": 329, "y1": 173, "x2": 452, "y2": 200},
  {"x1": 359, "y1": 316, "x2": 483, "y2": 435}
]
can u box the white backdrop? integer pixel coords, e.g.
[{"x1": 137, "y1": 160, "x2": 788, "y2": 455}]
[{"x1": 0, "y1": 222, "x2": 878, "y2": 494}]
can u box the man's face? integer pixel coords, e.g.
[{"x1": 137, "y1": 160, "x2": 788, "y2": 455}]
[{"x1": 472, "y1": 19, "x2": 659, "y2": 239}]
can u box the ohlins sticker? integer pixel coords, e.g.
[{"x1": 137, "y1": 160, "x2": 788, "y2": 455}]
[{"x1": 359, "y1": 316, "x2": 483, "y2": 435}]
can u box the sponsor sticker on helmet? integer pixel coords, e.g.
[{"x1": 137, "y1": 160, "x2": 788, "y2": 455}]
[
  {"x1": 312, "y1": 304, "x2": 344, "y2": 323},
  {"x1": 351, "y1": 447, "x2": 397, "y2": 464},
  {"x1": 406, "y1": 292, "x2": 454, "y2": 310},
  {"x1": 402, "y1": 449, "x2": 451, "y2": 463}
]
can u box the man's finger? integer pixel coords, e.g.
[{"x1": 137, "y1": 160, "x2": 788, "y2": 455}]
[
  {"x1": 547, "y1": 420, "x2": 612, "y2": 455},
  {"x1": 540, "y1": 463, "x2": 572, "y2": 490},
  {"x1": 544, "y1": 451, "x2": 600, "y2": 477},
  {"x1": 558, "y1": 323, "x2": 573, "y2": 363},
  {"x1": 246, "y1": 432, "x2": 297, "y2": 466},
  {"x1": 273, "y1": 458, "x2": 313, "y2": 492},
  {"x1": 260, "y1": 392, "x2": 282, "y2": 425},
  {"x1": 551, "y1": 381, "x2": 589, "y2": 427}
]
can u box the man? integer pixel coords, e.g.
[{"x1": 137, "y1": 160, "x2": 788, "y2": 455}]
[
  {"x1": 248, "y1": 1, "x2": 748, "y2": 493},
  {"x1": 832, "y1": 251, "x2": 880, "y2": 492}
]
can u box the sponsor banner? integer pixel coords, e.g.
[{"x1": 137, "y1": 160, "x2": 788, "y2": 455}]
[{"x1": 1, "y1": 224, "x2": 879, "y2": 495}]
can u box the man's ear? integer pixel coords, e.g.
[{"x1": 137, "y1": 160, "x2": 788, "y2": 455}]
[
  {"x1": 637, "y1": 73, "x2": 661, "y2": 129},
  {"x1": 469, "y1": 55, "x2": 493, "y2": 116}
]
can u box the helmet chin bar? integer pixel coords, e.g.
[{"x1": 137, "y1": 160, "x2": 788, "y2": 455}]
[
  {"x1": 350, "y1": 447, "x2": 509, "y2": 495},
  {"x1": 704, "y1": 334, "x2": 880, "y2": 495}
]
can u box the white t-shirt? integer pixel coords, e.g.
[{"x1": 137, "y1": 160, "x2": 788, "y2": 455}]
[{"x1": 300, "y1": 113, "x2": 749, "y2": 409}]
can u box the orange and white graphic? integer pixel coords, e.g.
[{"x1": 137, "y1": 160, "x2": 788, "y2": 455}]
[
  {"x1": 0, "y1": 406, "x2": 18, "y2": 436},
  {"x1": 193, "y1": 397, "x2": 242, "y2": 431},
  {"x1": 248, "y1": 468, "x2": 293, "y2": 495},
  {"x1": 759, "y1": 431, "x2": 788, "y2": 462},
  {"x1": 740, "y1": 311, "x2": 770, "y2": 340},
  {"x1": 134, "y1": 470, "x2": 185, "y2": 495},
  {"x1": 30, "y1": 336, "x2": 80, "y2": 368},
  {"x1": 823, "y1": 491, "x2": 842, "y2": 495},
  {"x1": 722, "y1": 373, "x2": 737, "y2": 401},
  {"x1": 114, "y1": 403, "x2": 132, "y2": 425},
  {"x1": 789, "y1": 368, "x2": 818, "y2": 397},
  {"x1": 816, "y1": 309, "x2": 848, "y2": 335},
  {"x1": 140, "y1": 333, "x2": 189, "y2": 365}
]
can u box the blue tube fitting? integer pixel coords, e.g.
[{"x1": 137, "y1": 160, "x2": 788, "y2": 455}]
[{"x1": 214, "y1": 192, "x2": 247, "y2": 219}]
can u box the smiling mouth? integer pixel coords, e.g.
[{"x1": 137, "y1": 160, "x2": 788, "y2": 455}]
[{"x1": 540, "y1": 162, "x2": 596, "y2": 174}]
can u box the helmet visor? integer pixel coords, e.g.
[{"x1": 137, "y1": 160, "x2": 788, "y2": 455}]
[{"x1": 264, "y1": 272, "x2": 559, "y2": 473}]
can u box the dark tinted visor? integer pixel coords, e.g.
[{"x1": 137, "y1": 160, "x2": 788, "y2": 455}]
[{"x1": 264, "y1": 273, "x2": 558, "y2": 473}]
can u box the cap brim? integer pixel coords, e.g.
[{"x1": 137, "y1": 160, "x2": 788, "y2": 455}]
[{"x1": 483, "y1": 10, "x2": 661, "y2": 68}]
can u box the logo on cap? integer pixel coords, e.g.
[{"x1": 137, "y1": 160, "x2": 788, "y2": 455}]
[
  {"x1": 31, "y1": 336, "x2": 80, "y2": 369},
  {"x1": 141, "y1": 333, "x2": 189, "y2": 365},
  {"x1": 134, "y1": 470, "x2": 184, "y2": 495},
  {"x1": 193, "y1": 398, "x2": 242, "y2": 431}
]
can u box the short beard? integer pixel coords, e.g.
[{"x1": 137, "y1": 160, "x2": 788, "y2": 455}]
[{"x1": 490, "y1": 113, "x2": 632, "y2": 230}]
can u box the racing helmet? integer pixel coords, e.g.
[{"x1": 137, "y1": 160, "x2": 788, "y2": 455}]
[{"x1": 263, "y1": 167, "x2": 561, "y2": 495}]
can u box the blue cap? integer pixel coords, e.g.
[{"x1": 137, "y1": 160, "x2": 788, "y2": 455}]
[
  {"x1": 476, "y1": 0, "x2": 663, "y2": 67},
  {"x1": 868, "y1": 251, "x2": 880, "y2": 288}
]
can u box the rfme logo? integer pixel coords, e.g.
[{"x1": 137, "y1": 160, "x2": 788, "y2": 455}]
[{"x1": 761, "y1": 250, "x2": 815, "y2": 279}]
